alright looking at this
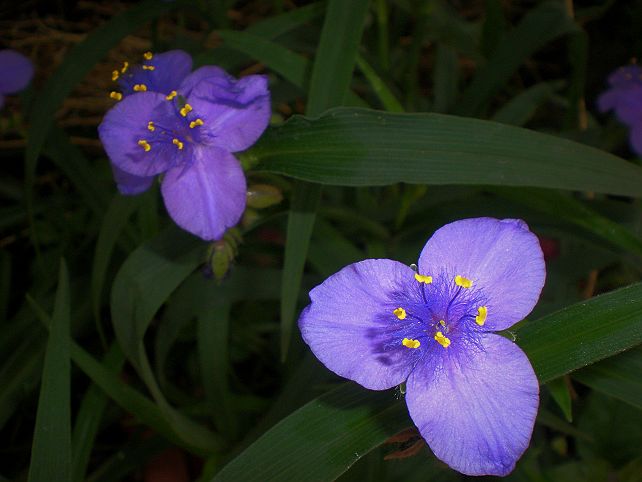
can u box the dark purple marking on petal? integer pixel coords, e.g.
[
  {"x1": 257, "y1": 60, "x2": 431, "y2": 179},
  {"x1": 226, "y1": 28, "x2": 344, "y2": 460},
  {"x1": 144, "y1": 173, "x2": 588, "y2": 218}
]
[
  {"x1": 418, "y1": 217, "x2": 545, "y2": 332},
  {"x1": 298, "y1": 259, "x2": 425, "y2": 390},
  {"x1": 0, "y1": 49, "x2": 34, "y2": 94},
  {"x1": 160, "y1": 146, "x2": 246, "y2": 240},
  {"x1": 405, "y1": 333, "x2": 539, "y2": 476}
]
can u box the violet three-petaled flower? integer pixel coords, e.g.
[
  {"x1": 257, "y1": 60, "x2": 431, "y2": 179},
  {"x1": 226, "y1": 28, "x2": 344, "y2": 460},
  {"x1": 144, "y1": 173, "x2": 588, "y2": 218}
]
[
  {"x1": 298, "y1": 218, "x2": 546, "y2": 476},
  {"x1": 98, "y1": 62, "x2": 270, "y2": 240},
  {"x1": 598, "y1": 64, "x2": 642, "y2": 156},
  {"x1": 0, "y1": 49, "x2": 34, "y2": 110}
]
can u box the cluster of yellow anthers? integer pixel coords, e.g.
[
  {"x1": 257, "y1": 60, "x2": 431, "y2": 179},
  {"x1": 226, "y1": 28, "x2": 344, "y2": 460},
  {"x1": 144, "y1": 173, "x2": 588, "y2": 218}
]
[
  {"x1": 393, "y1": 273, "x2": 488, "y2": 350},
  {"x1": 135, "y1": 96, "x2": 205, "y2": 153},
  {"x1": 109, "y1": 52, "x2": 155, "y2": 101}
]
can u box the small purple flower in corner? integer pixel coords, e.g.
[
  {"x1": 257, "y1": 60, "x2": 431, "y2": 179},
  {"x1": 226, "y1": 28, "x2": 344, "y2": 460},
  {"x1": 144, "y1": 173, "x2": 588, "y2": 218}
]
[
  {"x1": 98, "y1": 52, "x2": 271, "y2": 241},
  {"x1": 0, "y1": 49, "x2": 34, "y2": 110},
  {"x1": 598, "y1": 63, "x2": 642, "y2": 156},
  {"x1": 298, "y1": 217, "x2": 546, "y2": 476}
]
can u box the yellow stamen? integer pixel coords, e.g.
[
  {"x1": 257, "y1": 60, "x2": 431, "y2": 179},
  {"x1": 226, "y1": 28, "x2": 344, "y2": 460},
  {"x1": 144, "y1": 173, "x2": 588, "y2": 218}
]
[
  {"x1": 393, "y1": 308, "x2": 406, "y2": 320},
  {"x1": 121, "y1": 61, "x2": 129, "y2": 74},
  {"x1": 111, "y1": 70, "x2": 119, "y2": 81},
  {"x1": 454, "y1": 275, "x2": 472, "y2": 288},
  {"x1": 414, "y1": 273, "x2": 433, "y2": 284},
  {"x1": 434, "y1": 331, "x2": 451, "y2": 348},
  {"x1": 475, "y1": 306, "x2": 487, "y2": 326},
  {"x1": 147, "y1": 121, "x2": 155, "y2": 132},
  {"x1": 402, "y1": 338, "x2": 421, "y2": 349},
  {"x1": 133, "y1": 84, "x2": 147, "y2": 92},
  {"x1": 439, "y1": 319, "x2": 446, "y2": 327},
  {"x1": 137, "y1": 140, "x2": 151, "y2": 152},
  {"x1": 166, "y1": 90, "x2": 177, "y2": 100},
  {"x1": 189, "y1": 118, "x2": 204, "y2": 128},
  {"x1": 142, "y1": 65, "x2": 155, "y2": 71},
  {"x1": 143, "y1": 51, "x2": 153, "y2": 60},
  {"x1": 172, "y1": 138, "x2": 184, "y2": 150},
  {"x1": 109, "y1": 91, "x2": 123, "y2": 101},
  {"x1": 179, "y1": 103, "x2": 193, "y2": 117}
]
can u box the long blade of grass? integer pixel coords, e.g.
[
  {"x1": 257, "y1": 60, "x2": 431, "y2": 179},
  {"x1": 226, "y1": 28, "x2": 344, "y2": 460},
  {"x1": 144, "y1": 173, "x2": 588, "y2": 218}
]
[
  {"x1": 27, "y1": 261, "x2": 71, "y2": 482},
  {"x1": 250, "y1": 107, "x2": 642, "y2": 197}
]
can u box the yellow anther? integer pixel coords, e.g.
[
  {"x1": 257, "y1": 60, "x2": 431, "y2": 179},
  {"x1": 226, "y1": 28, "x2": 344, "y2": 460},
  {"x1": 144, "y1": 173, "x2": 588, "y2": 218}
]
[
  {"x1": 109, "y1": 91, "x2": 123, "y2": 101},
  {"x1": 147, "y1": 121, "x2": 155, "y2": 132},
  {"x1": 189, "y1": 118, "x2": 204, "y2": 128},
  {"x1": 434, "y1": 331, "x2": 451, "y2": 348},
  {"x1": 142, "y1": 65, "x2": 155, "y2": 71},
  {"x1": 414, "y1": 273, "x2": 433, "y2": 284},
  {"x1": 137, "y1": 140, "x2": 151, "y2": 152},
  {"x1": 439, "y1": 319, "x2": 446, "y2": 327},
  {"x1": 172, "y1": 138, "x2": 184, "y2": 150},
  {"x1": 402, "y1": 338, "x2": 421, "y2": 349},
  {"x1": 133, "y1": 84, "x2": 147, "y2": 92},
  {"x1": 454, "y1": 275, "x2": 472, "y2": 288},
  {"x1": 475, "y1": 306, "x2": 487, "y2": 326},
  {"x1": 393, "y1": 308, "x2": 407, "y2": 320},
  {"x1": 143, "y1": 51, "x2": 153, "y2": 60},
  {"x1": 166, "y1": 90, "x2": 177, "y2": 100},
  {"x1": 121, "y1": 61, "x2": 129, "y2": 74},
  {"x1": 111, "y1": 70, "x2": 119, "y2": 81},
  {"x1": 179, "y1": 103, "x2": 193, "y2": 117}
]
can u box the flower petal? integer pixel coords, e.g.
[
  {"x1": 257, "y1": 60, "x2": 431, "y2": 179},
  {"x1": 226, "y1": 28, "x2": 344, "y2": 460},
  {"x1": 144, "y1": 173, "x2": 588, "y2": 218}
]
[
  {"x1": 0, "y1": 49, "x2": 34, "y2": 94},
  {"x1": 299, "y1": 259, "x2": 421, "y2": 390},
  {"x1": 630, "y1": 122, "x2": 642, "y2": 157},
  {"x1": 406, "y1": 333, "x2": 539, "y2": 476},
  {"x1": 111, "y1": 165, "x2": 154, "y2": 195},
  {"x1": 186, "y1": 71, "x2": 271, "y2": 152},
  {"x1": 98, "y1": 92, "x2": 181, "y2": 177},
  {"x1": 118, "y1": 50, "x2": 192, "y2": 96},
  {"x1": 160, "y1": 146, "x2": 246, "y2": 240},
  {"x1": 177, "y1": 66, "x2": 231, "y2": 98},
  {"x1": 418, "y1": 218, "x2": 545, "y2": 331}
]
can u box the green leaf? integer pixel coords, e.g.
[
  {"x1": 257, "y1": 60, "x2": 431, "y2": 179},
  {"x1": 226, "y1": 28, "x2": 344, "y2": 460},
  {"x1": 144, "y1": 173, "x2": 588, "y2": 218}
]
[
  {"x1": 517, "y1": 283, "x2": 642, "y2": 383},
  {"x1": 251, "y1": 107, "x2": 642, "y2": 197},
  {"x1": 454, "y1": 1, "x2": 578, "y2": 116},
  {"x1": 212, "y1": 384, "x2": 408, "y2": 482},
  {"x1": 355, "y1": 55, "x2": 404, "y2": 113},
  {"x1": 91, "y1": 194, "x2": 140, "y2": 339},
  {"x1": 432, "y1": 43, "x2": 460, "y2": 113},
  {"x1": 547, "y1": 377, "x2": 573, "y2": 422},
  {"x1": 493, "y1": 188, "x2": 642, "y2": 258},
  {"x1": 280, "y1": 0, "x2": 370, "y2": 362},
  {"x1": 218, "y1": 30, "x2": 309, "y2": 87},
  {"x1": 28, "y1": 261, "x2": 71, "y2": 482},
  {"x1": 574, "y1": 346, "x2": 642, "y2": 410},
  {"x1": 71, "y1": 344, "x2": 126, "y2": 482},
  {"x1": 71, "y1": 341, "x2": 221, "y2": 455},
  {"x1": 492, "y1": 82, "x2": 562, "y2": 126}
]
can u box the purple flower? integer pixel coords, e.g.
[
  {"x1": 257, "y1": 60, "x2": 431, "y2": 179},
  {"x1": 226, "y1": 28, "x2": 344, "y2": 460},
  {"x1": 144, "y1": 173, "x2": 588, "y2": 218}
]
[
  {"x1": 109, "y1": 50, "x2": 192, "y2": 100},
  {"x1": 0, "y1": 49, "x2": 34, "y2": 109},
  {"x1": 298, "y1": 218, "x2": 546, "y2": 476},
  {"x1": 98, "y1": 64, "x2": 271, "y2": 240},
  {"x1": 598, "y1": 64, "x2": 642, "y2": 155}
]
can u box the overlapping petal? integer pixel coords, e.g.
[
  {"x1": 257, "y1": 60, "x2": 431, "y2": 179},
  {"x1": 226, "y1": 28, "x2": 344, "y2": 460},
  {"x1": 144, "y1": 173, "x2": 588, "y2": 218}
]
[
  {"x1": 98, "y1": 92, "x2": 180, "y2": 177},
  {"x1": 187, "y1": 73, "x2": 271, "y2": 152},
  {"x1": 0, "y1": 49, "x2": 34, "y2": 94},
  {"x1": 299, "y1": 259, "x2": 421, "y2": 390},
  {"x1": 405, "y1": 333, "x2": 539, "y2": 476},
  {"x1": 111, "y1": 166, "x2": 154, "y2": 195},
  {"x1": 418, "y1": 218, "x2": 545, "y2": 331},
  {"x1": 119, "y1": 50, "x2": 192, "y2": 96},
  {"x1": 160, "y1": 146, "x2": 246, "y2": 240}
]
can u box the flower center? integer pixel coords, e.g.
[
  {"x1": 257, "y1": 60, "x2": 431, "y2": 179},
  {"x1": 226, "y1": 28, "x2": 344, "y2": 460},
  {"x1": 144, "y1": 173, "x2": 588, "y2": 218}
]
[{"x1": 391, "y1": 271, "x2": 488, "y2": 351}]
